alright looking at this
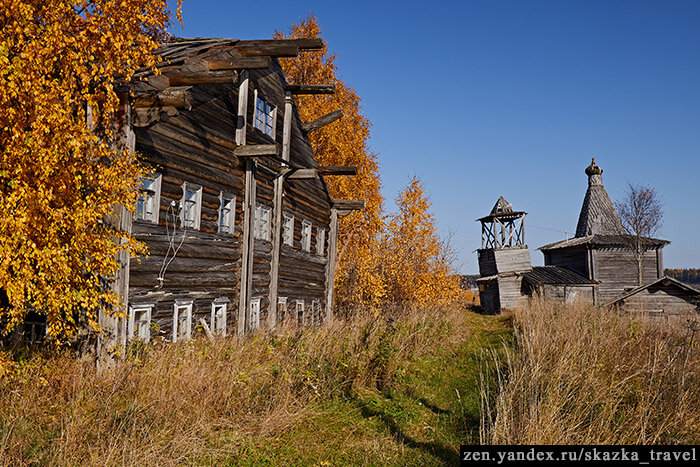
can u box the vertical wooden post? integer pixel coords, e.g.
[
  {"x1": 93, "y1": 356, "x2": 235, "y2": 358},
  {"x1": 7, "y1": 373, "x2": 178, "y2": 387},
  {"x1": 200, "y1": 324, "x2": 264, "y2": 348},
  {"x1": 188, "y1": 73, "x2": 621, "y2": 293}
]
[
  {"x1": 235, "y1": 71, "x2": 249, "y2": 146},
  {"x1": 325, "y1": 208, "x2": 339, "y2": 322},
  {"x1": 267, "y1": 92, "x2": 293, "y2": 328},
  {"x1": 236, "y1": 70, "x2": 252, "y2": 336},
  {"x1": 656, "y1": 248, "x2": 663, "y2": 279}
]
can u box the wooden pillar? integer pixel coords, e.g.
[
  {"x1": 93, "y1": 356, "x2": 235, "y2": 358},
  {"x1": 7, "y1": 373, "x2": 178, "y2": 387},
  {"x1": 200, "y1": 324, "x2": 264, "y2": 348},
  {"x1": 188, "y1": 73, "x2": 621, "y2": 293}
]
[
  {"x1": 239, "y1": 159, "x2": 256, "y2": 336},
  {"x1": 656, "y1": 248, "x2": 664, "y2": 279},
  {"x1": 268, "y1": 92, "x2": 293, "y2": 328},
  {"x1": 235, "y1": 71, "x2": 249, "y2": 146},
  {"x1": 325, "y1": 208, "x2": 339, "y2": 322}
]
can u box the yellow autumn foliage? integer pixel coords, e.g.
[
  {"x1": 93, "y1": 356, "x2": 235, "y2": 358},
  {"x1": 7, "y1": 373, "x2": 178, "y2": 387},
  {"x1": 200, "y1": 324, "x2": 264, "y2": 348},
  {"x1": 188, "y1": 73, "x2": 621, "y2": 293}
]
[
  {"x1": 0, "y1": 1, "x2": 181, "y2": 342},
  {"x1": 276, "y1": 16, "x2": 386, "y2": 311}
]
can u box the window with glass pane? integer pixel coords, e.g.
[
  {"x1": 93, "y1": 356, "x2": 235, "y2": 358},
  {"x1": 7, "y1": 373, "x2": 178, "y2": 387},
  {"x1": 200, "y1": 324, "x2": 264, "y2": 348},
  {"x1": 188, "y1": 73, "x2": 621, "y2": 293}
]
[
  {"x1": 278, "y1": 297, "x2": 287, "y2": 324},
  {"x1": 136, "y1": 175, "x2": 161, "y2": 223},
  {"x1": 253, "y1": 93, "x2": 275, "y2": 138},
  {"x1": 254, "y1": 205, "x2": 271, "y2": 241},
  {"x1": 282, "y1": 214, "x2": 294, "y2": 246},
  {"x1": 296, "y1": 299, "x2": 304, "y2": 326},
  {"x1": 316, "y1": 227, "x2": 325, "y2": 256},
  {"x1": 211, "y1": 299, "x2": 227, "y2": 336},
  {"x1": 182, "y1": 184, "x2": 201, "y2": 230},
  {"x1": 219, "y1": 194, "x2": 235, "y2": 234},
  {"x1": 173, "y1": 301, "x2": 193, "y2": 342},
  {"x1": 249, "y1": 298, "x2": 261, "y2": 332},
  {"x1": 301, "y1": 221, "x2": 312, "y2": 252},
  {"x1": 128, "y1": 305, "x2": 153, "y2": 342}
]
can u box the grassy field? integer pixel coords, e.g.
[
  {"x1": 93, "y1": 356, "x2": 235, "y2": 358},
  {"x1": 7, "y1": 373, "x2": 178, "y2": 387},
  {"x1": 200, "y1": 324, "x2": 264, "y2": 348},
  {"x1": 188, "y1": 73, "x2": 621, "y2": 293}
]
[{"x1": 0, "y1": 306, "x2": 511, "y2": 466}]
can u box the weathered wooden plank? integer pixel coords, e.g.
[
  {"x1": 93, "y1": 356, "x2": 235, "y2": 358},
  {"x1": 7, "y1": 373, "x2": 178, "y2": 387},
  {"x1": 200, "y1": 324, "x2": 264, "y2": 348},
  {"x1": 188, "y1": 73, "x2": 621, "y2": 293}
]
[
  {"x1": 132, "y1": 87, "x2": 193, "y2": 110},
  {"x1": 206, "y1": 56, "x2": 272, "y2": 70},
  {"x1": 302, "y1": 110, "x2": 343, "y2": 133},
  {"x1": 287, "y1": 84, "x2": 335, "y2": 95},
  {"x1": 234, "y1": 144, "x2": 280, "y2": 157},
  {"x1": 165, "y1": 70, "x2": 239, "y2": 86}
]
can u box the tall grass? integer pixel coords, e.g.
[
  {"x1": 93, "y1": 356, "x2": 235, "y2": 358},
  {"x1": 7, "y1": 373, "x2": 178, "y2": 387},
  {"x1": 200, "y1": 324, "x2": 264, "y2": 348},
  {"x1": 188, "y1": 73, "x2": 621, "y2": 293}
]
[
  {"x1": 0, "y1": 305, "x2": 465, "y2": 465},
  {"x1": 482, "y1": 298, "x2": 700, "y2": 444}
]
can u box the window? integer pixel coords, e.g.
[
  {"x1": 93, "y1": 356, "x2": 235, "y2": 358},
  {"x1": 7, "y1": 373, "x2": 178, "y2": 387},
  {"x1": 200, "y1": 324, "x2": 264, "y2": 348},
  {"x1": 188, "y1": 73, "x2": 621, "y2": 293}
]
[
  {"x1": 316, "y1": 227, "x2": 325, "y2": 256},
  {"x1": 301, "y1": 221, "x2": 312, "y2": 252},
  {"x1": 278, "y1": 297, "x2": 288, "y2": 324},
  {"x1": 128, "y1": 304, "x2": 153, "y2": 342},
  {"x1": 254, "y1": 204, "x2": 272, "y2": 241},
  {"x1": 296, "y1": 299, "x2": 305, "y2": 326},
  {"x1": 282, "y1": 214, "x2": 294, "y2": 246},
  {"x1": 181, "y1": 183, "x2": 202, "y2": 230},
  {"x1": 211, "y1": 298, "x2": 228, "y2": 336},
  {"x1": 136, "y1": 174, "x2": 161, "y2": 223},
  {"x1": 311, "y1": 300, "x2": 321, "y2": 326},
  {"x1": 173, "y1": 300, "x2": 193, "y2": 342},
  {"x1": 253, "y1": 90, "x2": 276, "y2": 139},
  {"x1": 249, "y1": 297, "x2": 261, "y2": 332},
  {"x1": 219, "y1": 193, "x2": 235, "y2": 234}
]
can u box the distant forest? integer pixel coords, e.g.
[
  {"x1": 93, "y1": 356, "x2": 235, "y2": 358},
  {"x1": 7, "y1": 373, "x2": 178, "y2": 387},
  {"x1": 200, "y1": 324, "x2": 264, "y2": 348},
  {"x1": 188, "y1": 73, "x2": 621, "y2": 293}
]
[{"x1": 665, "y1": 269, "x2": 700, "y2": 285}]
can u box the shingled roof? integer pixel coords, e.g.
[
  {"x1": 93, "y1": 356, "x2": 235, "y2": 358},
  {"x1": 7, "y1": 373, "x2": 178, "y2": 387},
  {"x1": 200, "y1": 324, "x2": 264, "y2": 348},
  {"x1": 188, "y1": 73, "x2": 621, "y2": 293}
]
[
  {"x1": 575, "y1": 159, "x2": 625, "y2": 237},
  {"x1": 539, "y1": 234, "x2": 669, "y2": 251},
  {"x1": 523, "y1": 266, "x2": 597, "y2": 286}
]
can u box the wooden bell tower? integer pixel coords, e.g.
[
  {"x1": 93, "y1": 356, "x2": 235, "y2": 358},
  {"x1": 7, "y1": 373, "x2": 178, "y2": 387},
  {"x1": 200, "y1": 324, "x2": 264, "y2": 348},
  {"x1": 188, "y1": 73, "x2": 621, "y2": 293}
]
[{"x1": 476, "y1": 197, "x2": 532, "y2": 313}]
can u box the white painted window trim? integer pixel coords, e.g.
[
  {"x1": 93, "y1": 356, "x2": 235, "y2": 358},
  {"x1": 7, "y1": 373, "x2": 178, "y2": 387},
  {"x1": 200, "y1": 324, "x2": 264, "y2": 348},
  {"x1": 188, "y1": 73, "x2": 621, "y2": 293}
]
[
  {"x1": 136, "y1": 174, "x2": 161, "y2": 224},
  {"x1": 301, "y1": 220, "x2": 312, "y2": 252},
  {"x1": 282, "y1": 213, "x2": 294, "y2": 246},
  {"x1": 173, "y1": 300, "x2": 193, "y2": 342},
  {"x1": 249, "y1": 297, "x2": 261, "y2": 332},
  {"x1": 253, "y1": 89, "x2": 277, "y2": 140},
  {"x1": 211, "y1": 297, "x2": 229, "y2": 336},
  {"x1": 277, "y1": 296, "x2": 288, "y2": 323},
  {"x1": 181, "y1": 183, "x2": 202, "y2": 230},
  {"x1": 311, "y1": 299, "x2": 320, "y2": 326},
  {"x1": 128, "y1": 304, "x2": 154, "y2": 342},
  {"x1": 316, "y1": 227, "x2": 325, "y2": 256},
  {"x1": 218, "y1": 192, "x2": 236, "y2": 235},
  {"x1": 296, "y1": 299, "x2": 305, "y2": 326},
  {"x1": 254, "y1": 204, "x2": 272, "y2": 241}
]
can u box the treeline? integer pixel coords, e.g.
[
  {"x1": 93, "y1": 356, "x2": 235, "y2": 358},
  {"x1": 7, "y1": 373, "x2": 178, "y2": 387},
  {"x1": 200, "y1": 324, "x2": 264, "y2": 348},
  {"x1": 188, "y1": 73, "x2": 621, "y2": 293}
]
[{"x1": 665, "y1": 269, "x2": 700, "y2": 284}]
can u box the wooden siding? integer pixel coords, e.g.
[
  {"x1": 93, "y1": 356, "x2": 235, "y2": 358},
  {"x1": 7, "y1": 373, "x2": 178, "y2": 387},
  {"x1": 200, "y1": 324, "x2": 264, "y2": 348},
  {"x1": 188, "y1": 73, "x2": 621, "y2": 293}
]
[
  {"x1": 478, "y1": 247, "x2": 532, "y2": 276},
  {"x1": 527, "y1": 284, "x2": 595, "y2": 304},
  {"x1": 616, "y1": 282, "x2": 699, "y2": 323},
  {"x1": 544, "y1": 247, "x2": 589, "y2": 278},
  {"x1": 498, "y1": 275, "x2": 525, "y2": 310},
  {"x1": 594, "y1": 248, "x2": 660, "y2": 303},
  {"x1": 478, "y1": 279, "x2": 500, "y2": 315}
]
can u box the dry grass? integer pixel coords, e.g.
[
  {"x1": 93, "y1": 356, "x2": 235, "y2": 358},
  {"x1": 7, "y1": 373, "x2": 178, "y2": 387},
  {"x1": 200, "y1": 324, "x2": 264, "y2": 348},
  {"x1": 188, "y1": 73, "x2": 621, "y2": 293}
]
[
  {"x1": 482, "y1": 297, "x2": 700, "y2": 444},
  {"x1": 0, "y1": 304, "x2": 466, "y2": 465}
]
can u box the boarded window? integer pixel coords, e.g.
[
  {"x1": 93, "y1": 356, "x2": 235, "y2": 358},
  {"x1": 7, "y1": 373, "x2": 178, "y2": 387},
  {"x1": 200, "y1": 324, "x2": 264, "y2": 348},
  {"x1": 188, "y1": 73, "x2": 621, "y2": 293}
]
[
  {"x1": 278, "y1": 296, "x2": 288, "y2": 324},
  {"x1": 301, "y1": 221, "x2": 312, "y2": 252},
  {"x1": 250, "y1": 297, "x2": 261, "y2": 332},
  {"x1": 311, "y1": 300, "x2": 321, "y2": 326},
  {"x1": 128, "y1": 304, "x2": 153, "y2": 342},
  {"x1": 296, "y1": 299, "x2": 305, "y2": 326},
  {"x1": 211, "y1": 298, "x2": 228, "y2": 336},
  {"x1": 136, "y1": 174, "x2": 161, "y2": 223},
  {"x1": 282, "y1": 213, "x2": 294, "y2": 246},
  {"x1": 173, "y1": 301, "x2": 193, "y2": 342},
  {"x1": 182, "y1": 183, "x2": 202, "y2": 230},
  {"x1": 253, "y1": 91, "x2": 276, "y2": 139},
  {"x1": 219, "y1": 193, "x2": 235, "y2": 234}
]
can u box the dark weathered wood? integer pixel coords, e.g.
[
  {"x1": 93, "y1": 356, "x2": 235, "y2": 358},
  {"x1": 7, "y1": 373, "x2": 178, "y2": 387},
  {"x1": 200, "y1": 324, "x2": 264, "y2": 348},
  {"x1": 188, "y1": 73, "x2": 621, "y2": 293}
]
[
  {"x1": 332, "y1": 199, "x2": 365, "y2": 211},
  {"x1": 302, "y1": 110, "x2": 343, "y2": 133},
  {"x1": 165, "y1": 70, "x2": 238, "y2": 86},
  {"x1": 234, "y1": 144, "x2": 280, "y2": 157},
  {"x1": 206, "y1": 56, "x2": 272, "y2": 70},
  {"x1": 236, "y1": 44, "x2": 299, "y2": 57},
  {"x1": 287, "y1": 84, "x2": 335, "y2": 95},
  {"x1": 236, "y1": 38, "x2": 323, "y2": 52},
  {"x1": 132, "y1": 88, "x2": 193, "y2": 110},
  {"x1": 319, "y1": 166, "x2": 357, "y2": 176}
]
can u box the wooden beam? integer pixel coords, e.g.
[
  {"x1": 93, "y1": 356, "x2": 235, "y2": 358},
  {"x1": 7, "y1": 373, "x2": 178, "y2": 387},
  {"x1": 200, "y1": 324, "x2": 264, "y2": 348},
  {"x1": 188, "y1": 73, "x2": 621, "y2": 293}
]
[
  {"x1": 132, "y1": 88, "x2": 192, "y2": 110},
  {"x1": 325, "y1": 208, "x2": 339, "y2": 323},
  {"x1": 206, "y1": 56, "x2": 271, "y2": 71},
  {"x1": 164, "y1": 70, "x2": 238, "y2": 86},
  {"x1": 239, "y1": 160, "x2": 256, "y2": 337},
  {"x1": 236, "y1": 44, "x2": 299, "y2": 58},
  {"x1": 302, "y1": 110, "x2": 343, "y2": 133},
  {"x1": 286, "y1": 168, "x2": 317, "y2": 180},
  {"x1": 236, "y1": 38, "x2": 324, "y2": 50},
  {"x1": 332, "y1": 199, "x2": 365, "y2": 211},
  {"x1": 287, "y1": 84, "x2": 335, "y2": 95},
  {"x1": 318, "y1": 166, "x2": 357, "y2": 176},
  {"x1": 234, "y1": 144, "x2": 280, "y2": 157}
]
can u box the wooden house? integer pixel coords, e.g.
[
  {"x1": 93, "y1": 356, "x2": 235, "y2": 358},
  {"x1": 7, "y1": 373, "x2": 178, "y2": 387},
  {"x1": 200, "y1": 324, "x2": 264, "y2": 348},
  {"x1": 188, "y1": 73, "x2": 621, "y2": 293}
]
[
  {"x1": 99, "y1": 37, "x2": 363, "y2": 348},
  {"x1": 606, "y1": 276, "x2": 700, "y2": 323}
]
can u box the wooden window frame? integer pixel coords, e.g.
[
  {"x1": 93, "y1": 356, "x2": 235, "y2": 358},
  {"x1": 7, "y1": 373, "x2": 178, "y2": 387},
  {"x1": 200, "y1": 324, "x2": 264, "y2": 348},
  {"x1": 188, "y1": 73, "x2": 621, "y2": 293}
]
[
  {"x1": 173, "y1": 300, "x2": 193, "y2": 342},
  {"x1": 252, "y1": 89, "x2": 277, "y2": 140},
  {"x1": 211, "y1": 297, "x2": 228, "y2": 336},
  {"x1": 254, "y1": 204, "x2": 272, "y2": 242},
  {"x1": 301, "y1": 220, "x2": 312, "y2": 252},
  {"x1": 316, "y1": 227, "x2": 325, "y2": 256},
  {"x1": 128, "y1": 304, "x2": 153, "y2": 343},
  {"x1": 311, "y1": 299, "x2": 320, "y2": 326},
  {"x1": 181, "y1": 183, "x2": 202, "y2": 230},
  {"x1": 218, "y1": 192, "x2": 236, "y2": 235},
  {"x1": 135, "y1": 174, "x2": 162, "y2": 224},
  {"x1": 295, "y1": 299, "x2": 305, "y2": 326},
  {"x1": 277, "y1": 296, "x2": 288, "y2": 324},
  {"x1": 249, "y1": 297, "x2": 261, "y2": 332},
  {"x1": 282, "y1": 213, "x2": 294, "y2": 247}
]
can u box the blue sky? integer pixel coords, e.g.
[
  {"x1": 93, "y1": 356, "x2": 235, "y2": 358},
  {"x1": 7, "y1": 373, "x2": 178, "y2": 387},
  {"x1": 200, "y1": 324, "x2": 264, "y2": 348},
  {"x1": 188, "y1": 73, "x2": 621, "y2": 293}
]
[{"x1": 170, "y1": 0, "x2": 700, "y2": 274}]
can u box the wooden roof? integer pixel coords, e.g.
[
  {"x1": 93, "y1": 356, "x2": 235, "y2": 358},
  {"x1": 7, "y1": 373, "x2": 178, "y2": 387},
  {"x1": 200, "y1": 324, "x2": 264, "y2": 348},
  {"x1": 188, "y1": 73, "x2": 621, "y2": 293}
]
[
  {"x1": 575, "y1": 159, "x2": 625, "y2": 237},
  {"x1": 605, "y1": 276, "x2": 700, "y2": 307},
  {"x1": 523, "y1": 266, "x2": 597, "y2": 286},
  {"x1": 539, "y1": 234, "x2": 669, "y2": 251},
  {"x1": 477, "y1": 196, "x2": 526, "y2": 222}
]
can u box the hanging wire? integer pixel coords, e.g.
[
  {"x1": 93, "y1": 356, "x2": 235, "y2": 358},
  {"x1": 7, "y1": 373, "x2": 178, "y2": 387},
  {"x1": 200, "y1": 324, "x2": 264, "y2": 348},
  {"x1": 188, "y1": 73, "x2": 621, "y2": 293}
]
[{"x1": 157, "y1": 200, "x2": 186, "y2": 289}]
